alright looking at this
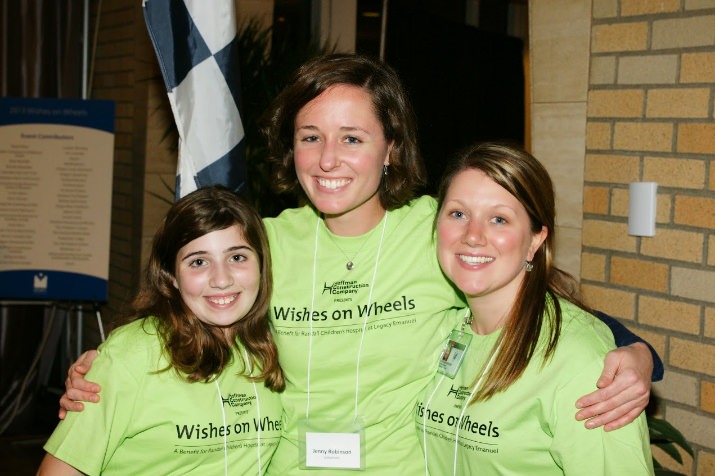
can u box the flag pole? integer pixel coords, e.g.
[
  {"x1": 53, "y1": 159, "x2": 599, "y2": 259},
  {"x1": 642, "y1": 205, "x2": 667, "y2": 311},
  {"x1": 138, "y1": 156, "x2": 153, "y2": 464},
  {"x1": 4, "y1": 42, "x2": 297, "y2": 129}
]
[{"x1": 379, "y1": 0, "x2": 389, "y2": 61}]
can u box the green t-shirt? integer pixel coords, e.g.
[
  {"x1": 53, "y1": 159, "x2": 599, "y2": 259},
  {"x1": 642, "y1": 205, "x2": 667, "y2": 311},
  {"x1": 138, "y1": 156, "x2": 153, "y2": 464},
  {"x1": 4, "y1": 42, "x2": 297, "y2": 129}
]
[
  {"x1": 415, "y1": 299, "x2": 654, "y2": 475},
  {"x1": 263, "y1": 196, "x2": 465, "y2": 475},
  {"x1": 44, "y1": 318, "x2": 283, "y2": 475}
]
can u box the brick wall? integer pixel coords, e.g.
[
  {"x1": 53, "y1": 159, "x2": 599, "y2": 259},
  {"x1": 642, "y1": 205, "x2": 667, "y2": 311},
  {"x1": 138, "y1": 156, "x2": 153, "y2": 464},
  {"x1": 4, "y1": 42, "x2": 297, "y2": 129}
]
[
  {"x1": 585, "y1": 1, "x2": 715, "y2": 473},
  {"x1": 89, "y1": 0, "x2": 151, "y2": 337}
]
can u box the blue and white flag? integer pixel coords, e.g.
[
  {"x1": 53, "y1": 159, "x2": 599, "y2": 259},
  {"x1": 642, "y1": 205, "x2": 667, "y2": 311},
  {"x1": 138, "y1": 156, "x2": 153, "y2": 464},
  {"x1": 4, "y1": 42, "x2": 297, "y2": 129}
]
[{"x1": 143, "y1": 0, "x2": 246, "y2": 199}]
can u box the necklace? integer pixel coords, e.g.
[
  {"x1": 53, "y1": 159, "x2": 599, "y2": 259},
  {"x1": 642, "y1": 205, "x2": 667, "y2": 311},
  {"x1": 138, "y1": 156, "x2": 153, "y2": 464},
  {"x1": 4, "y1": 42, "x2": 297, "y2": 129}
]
[
  {"x1": 323, "y1": 212, "x2": 387, "y2": 271},
  {"x1": 307, "y1": 211, "x2": 389, "y2": 421}
]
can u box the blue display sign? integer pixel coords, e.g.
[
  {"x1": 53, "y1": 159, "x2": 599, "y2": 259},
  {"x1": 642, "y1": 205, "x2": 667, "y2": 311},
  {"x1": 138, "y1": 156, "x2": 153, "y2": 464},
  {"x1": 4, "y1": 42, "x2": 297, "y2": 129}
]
[{"x1": 0, "y1": 97, "x2": 115, "y2": 302}]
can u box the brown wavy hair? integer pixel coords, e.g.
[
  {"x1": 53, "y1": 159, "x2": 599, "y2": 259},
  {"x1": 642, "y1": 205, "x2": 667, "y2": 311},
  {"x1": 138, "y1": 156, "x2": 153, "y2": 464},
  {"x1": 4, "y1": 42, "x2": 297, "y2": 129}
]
[
  {"x1": 116, "y1": 186, "x2": 284, "y2": 391},
  {"x1": 436, "y1": 142, "x2": 589, "y2": 402},
  {"x1": 260, "y1": 53, "x2": 426, "y2": 210}
]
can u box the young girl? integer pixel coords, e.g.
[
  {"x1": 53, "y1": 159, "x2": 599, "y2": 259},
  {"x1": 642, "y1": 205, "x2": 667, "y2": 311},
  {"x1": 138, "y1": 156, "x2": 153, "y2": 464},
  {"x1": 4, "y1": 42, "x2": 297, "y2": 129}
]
[
  {"x1": 417, "y1": 143, "x2": 653, "y2": 475},
  {"x1": 38, "y1": 186, "x2": 284, "y2": 475}
]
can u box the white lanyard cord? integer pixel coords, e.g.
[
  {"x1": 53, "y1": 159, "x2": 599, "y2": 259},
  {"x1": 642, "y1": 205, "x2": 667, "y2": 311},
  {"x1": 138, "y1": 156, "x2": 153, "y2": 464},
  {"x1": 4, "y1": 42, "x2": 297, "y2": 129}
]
[
  {"x1": 451, "y1": 339, "x2": 501, "y2": 476},
  {"x1": 306, "y1": 212, "x2": 388, "y2": 423},
  {"x1": 305, "y1": 217, "x2": 321, "y2": 421},
  {"x1": 352, "y1": 213, "x2": 388, "y2": 423},
  {"x1": 422, "y1": 373, "x2": 446, "y2": 476},
  {"x1": 214, "y1": 379, "x2": 229, "y2": 476},
  {"x1": 245, "y1": 349, "x2": 263, "y2": 475},
  {"x1": 214, "y1": 348, "x2": 263, "y2": 476}
]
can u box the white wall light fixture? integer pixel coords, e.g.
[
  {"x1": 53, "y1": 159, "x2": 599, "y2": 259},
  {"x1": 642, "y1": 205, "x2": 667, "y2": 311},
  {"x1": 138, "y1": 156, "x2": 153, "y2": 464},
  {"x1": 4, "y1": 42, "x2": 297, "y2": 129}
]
[{"x1": 628, "y1": 182, "x2": 658, "y2": 237}]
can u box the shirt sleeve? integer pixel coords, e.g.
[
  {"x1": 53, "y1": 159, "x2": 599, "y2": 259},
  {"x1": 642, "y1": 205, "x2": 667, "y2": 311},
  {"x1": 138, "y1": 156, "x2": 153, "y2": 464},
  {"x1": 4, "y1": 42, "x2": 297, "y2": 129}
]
[
  {"x1": 593, "y1": 310, "x2": 664, "y2": 382},
  {"x1": 549, "y1": 323, "x2": 654, "y2": 475},
  {"x1": 43, "y1": 339, "x2": 141, "y2": 475}
]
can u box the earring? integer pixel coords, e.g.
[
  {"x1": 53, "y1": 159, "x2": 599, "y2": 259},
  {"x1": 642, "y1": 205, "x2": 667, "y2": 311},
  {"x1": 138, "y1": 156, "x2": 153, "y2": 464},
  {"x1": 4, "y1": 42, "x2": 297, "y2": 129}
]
[
  {"x1": 383, "y1": 164, "x2": 389, "y2": 176},
  {"x1": 524, "y1": 260, "x2": 534, "y2": 272}
]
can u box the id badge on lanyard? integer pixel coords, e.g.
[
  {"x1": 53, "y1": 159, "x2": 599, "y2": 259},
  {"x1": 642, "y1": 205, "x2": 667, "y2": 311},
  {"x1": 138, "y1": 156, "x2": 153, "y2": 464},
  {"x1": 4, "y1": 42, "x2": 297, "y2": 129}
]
[
  {"x1": 437, "y1": 328, "x2": 472, "y2": 379},
  {"x1": 299, "y1": 418, "x2": 366, "y2": 470}
]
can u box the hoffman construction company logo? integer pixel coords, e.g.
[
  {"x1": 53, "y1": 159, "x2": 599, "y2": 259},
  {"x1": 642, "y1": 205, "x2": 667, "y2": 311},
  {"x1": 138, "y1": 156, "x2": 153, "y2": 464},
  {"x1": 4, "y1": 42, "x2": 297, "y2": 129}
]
[
  {"x1": 322, "y1": 279, "x2": 369, "y2": 297},
  {"x1": 221, "y1": 393, "x2": 255, "y2": 408},
  {"x1": 447, "y1": 385, "x2": 471, "y2": 401}
]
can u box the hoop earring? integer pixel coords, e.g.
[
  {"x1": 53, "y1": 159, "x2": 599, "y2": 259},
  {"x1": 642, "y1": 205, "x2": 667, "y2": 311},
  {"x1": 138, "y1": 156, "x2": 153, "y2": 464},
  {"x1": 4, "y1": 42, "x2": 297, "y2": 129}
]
[{"x1": 524, "y1": 260, "x2": 534, "y2": 272}]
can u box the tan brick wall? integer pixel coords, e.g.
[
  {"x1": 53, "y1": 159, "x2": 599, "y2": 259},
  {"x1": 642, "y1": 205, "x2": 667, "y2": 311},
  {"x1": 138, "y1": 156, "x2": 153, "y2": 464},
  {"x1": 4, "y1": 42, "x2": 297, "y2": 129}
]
[
  {"x1": 581, "y1": 251, "x2": 607, "y2": 281},
  {"x1": 587, "y1": 89, "x2": 643, "y2": 117},
  {"x1": 613, "y1": 122, "x2": 674, "y2": 151},
  {"x1": 678, "y1": 123, "x2": 715, "y2": 154},
  {"x1": 591, "y1": 23, "x2": 649, "y2": 52},
  {"x1": 610, "y1": 256, "x2": 669, "y2": 291},
  {"x1": 639, "y1": 296, "x2": 701, "y2": 334},
  {"x1": 706, "y1": 307, "x2": 715, "y2": 339},
  {"x1": 643, "y1": 157, "x2": 707, "y2": 189},
  {"x1": 583, "y1": 186, "x2": 610, "y2": 214},
  {"x1": 701, "y1": 381, "x2": 715, "y2": 414},
  {"x1": 621, "y1": 0, "x2": 681, "y2": 15},
  {"x1": 585, "y1": 4, "x2": 715, "y2": 474},
  {"x1": 646, "y1": 88, "x2": 710, "y2": 118},
  {"x1": 675, "y1": 196, "x2": 715, "y2": 229},
  {"x1": 681, "y1": 52, "x2": 715, "y2": 83},
  {"x1": 585, "y1": 121, "x2": 613, "y2": 149},
  {"x1": 699, "y1": 452, "x2": 715, "y2": 476},
  {"x1": 584, "y1": 154, "x2": 640, "y2": 182},
  {"x1": 671, "y1": 338, "x2": 715, "y2": 377}
]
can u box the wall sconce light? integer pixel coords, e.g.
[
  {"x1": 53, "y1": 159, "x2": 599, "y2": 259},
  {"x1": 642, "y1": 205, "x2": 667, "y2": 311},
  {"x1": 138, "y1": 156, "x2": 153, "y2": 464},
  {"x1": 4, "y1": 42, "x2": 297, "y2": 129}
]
[{"x1": 628, "y1": 182, "x2": 657, "y2": 237}]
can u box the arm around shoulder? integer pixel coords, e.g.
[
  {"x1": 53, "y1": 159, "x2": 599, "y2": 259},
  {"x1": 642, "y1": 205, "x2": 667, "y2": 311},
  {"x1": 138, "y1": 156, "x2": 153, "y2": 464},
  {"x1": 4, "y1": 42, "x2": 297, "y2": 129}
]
[{"x1": 594, "y1": 310, "x2": 663, "y2": 381}]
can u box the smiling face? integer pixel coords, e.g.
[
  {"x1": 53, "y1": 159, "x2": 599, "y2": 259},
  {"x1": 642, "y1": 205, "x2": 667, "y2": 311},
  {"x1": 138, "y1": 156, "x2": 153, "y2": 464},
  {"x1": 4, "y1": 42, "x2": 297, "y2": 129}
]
[
  {"x1": 293, "y1": 84, "x2": 393, "y2": 233},
  {"x1": 172, "y1": 225, "x2": 260, "y2": 332},
  {"x1": 437, "y1": 168, "x2": 547, "y2": 316}
]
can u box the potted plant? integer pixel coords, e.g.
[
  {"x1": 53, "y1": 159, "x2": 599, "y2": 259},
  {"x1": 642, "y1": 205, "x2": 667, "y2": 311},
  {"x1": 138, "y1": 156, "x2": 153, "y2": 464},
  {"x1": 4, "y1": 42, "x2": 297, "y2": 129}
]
[{"x1": 648, "y1": 414, "x2": 694, "y2": 475}]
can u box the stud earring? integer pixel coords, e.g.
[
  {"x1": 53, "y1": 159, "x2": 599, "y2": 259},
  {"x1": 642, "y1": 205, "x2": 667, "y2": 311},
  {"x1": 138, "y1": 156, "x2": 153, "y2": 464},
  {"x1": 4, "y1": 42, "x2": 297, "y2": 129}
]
[{"x1": 524, "y1": 260, "x2": 534, "y2": 272}]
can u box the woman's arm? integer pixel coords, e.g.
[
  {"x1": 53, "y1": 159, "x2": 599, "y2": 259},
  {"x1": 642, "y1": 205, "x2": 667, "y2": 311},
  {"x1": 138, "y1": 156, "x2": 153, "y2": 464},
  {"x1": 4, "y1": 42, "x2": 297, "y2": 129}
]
[
  {"x1": 594, "y1": 310, "x2": 664, "y2": 381},
  {"x1": 576, "y1": 310, "x2": 663, "y2": 431},
  {"x1": 37, "y1": 453, "x2": 85, "y2": 475}
]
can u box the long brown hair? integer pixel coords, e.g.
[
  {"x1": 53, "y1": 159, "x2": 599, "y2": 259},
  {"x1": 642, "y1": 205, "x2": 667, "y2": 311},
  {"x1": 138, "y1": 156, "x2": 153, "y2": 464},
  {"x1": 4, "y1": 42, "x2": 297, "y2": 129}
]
[
  {"x1": 260, "y1": 53, "x2": 426, "y2": 210},
  {"x1": 436, "y1": 142, "x2": 589, "y2": 402},
  {"x1": 117, "y1": 186, "x2": 284, "y2": 391}
]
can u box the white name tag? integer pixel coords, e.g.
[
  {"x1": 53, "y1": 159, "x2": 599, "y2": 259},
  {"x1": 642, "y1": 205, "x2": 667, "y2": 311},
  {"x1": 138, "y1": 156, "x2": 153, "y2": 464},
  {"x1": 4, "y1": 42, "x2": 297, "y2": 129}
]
[
  {"x1": 305, "y1": 431, "x2": 361, "y2": 469},
  {"x1": 299, "y1": 419, "x2": 366, "y2": 470}
]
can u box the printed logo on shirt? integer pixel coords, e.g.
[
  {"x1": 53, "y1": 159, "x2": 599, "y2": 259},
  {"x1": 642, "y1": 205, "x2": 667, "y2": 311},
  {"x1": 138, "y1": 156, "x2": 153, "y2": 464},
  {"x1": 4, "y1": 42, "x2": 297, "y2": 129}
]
[
  {"x1": 322, "y1": 279, "x2": 369, "y2": 298},
  {"x1": 221, "y1": 392, "x2": 256, "y2": 408},
  {"x1": 447, "y1": 385, "x2": 471, "y2": 401},
  {"x1": 323, "y1": 280, "x2": 370, "y2": 302}
]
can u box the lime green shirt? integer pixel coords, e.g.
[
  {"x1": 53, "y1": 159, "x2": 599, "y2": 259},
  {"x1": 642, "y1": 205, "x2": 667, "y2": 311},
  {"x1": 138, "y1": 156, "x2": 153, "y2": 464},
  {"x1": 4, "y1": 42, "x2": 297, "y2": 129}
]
[
  {"x1": 416, "y1": 299, "x2": 654, "y2": 475},
  {"x1": 264, "y1": 196, "x2": 465, "y2": 475},
  {"x1": 44, "y1": 318, "x2": 283, "y2": 475}
]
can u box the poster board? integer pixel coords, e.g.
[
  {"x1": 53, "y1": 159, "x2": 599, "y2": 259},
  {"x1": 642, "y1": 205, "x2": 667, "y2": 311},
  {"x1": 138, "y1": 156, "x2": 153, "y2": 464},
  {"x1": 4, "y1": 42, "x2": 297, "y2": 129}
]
[{"x1": 0, "y1": 97, "x2": 115, "y2": 302}]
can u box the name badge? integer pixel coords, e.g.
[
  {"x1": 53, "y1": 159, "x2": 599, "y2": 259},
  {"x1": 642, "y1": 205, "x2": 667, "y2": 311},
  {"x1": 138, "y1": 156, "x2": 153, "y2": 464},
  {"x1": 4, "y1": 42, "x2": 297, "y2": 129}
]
[
  {"x1": 299, "y1": 418, "x2": 365, "y2": 470},
  {"x1": 437, "y1": 328, "x2": 472, "y2": 379}
]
